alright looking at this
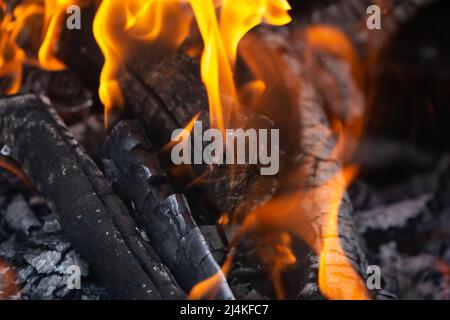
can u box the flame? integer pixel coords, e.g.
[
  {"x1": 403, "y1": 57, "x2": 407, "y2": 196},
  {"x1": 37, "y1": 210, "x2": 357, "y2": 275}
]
[
  {"x1": 39, "y1": 0, "x2": 78, "y2": 70},
  {"x1": 92, "y1": 0, "x2": 126, "y2": 125},
  {"x1": 1, "y1": 0, "x2": 291, "y2": 128},
  {"x1": 304, "y1": 24, "x2": 363, "y2": 86},
  {"x1": 91, "y1": 0, "x2": 291, "y2": 129},
  {"x1": 188, "y1": 250, "x2": 234, "y2": 300},
  {"x1": 436, "y1": 259, "x2": 450, "y2": 300},
  {"x1": 259, "y1": 232, "x2": 296, "y2": 299},
  {"x1": 317, "y1": 166, "x2": 369, "y2": 300},
  {"x1": 0, "y1": 1, "x2": 40, "y2": 94}
]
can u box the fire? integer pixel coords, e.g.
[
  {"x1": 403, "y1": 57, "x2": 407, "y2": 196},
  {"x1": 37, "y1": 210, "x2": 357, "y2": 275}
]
[
  {"x1": 39, "y1": 0, "x2": 90, "y2": 70},
  {"x1": 304, "y1": 24, "x2": 363, "y2": 86},
  {"x1": 191, "y1": 0, "x2": 291, "y2": 131},
  {"x1": 0, "y1": 0, "x2": 373, "y2": 300},
  {"x1": 259, "y1": 232, "x2": 296, "y2": 299},
  {"x1": 1, "y1": 0, "x2": 291, "y2": 128},
  {"x1": 188, "y1": 251, "x2": 234, "y2": 300},
  {"x1": 0, "y1": 0, "x2": 90, "y2": 93},
  {"x1": 436, "y1": 260, "x2": 450, "y2": 300},
  {"x1": 162, "y1": 111, "x2": 201, "y2": 153},
  {"x1": 92, "y1": 0, "x2": 191, "y2": 125},
  {"x1": 0, "y1": 1, "x2": 38, "y2": 94},
  {"x1": 91, "y1": 0, "x2": 291, "y2": 129},
  {"x1": 317, "y1": 166, "x2": 370, "y2": 300}
]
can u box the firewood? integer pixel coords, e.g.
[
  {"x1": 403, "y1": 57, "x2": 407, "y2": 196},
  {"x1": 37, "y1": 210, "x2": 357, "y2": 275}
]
[
  {"x1": 0, "y1": 94, "x2": 185, "y2": 300},
  {"x1": 29, "y1": 0, "x2": 436, "y2": 299},
  {"x1": 103, "y1": 119, "x2": 235, "y2": 300},
  {"x1": 236, "y1": 27, "x2": 372, "y2": 299},
  {"x1": 53, "y1": 0, "x2": 437, "y2": 222}
]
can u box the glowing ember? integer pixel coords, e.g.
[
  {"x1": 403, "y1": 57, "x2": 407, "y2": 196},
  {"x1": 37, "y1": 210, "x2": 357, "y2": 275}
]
[
  {"x1": 93, "y1": 0, "x2": 192, "y2": 126},
  {"x1": 0, "y1": 260, "x2": 19, "y2": 300},
  {"x1": 92, "y1": 0, "x2": 291, "y2": 130},
  {"x1": 0, "y1": 0, "x2": 90, "y2": 93}
]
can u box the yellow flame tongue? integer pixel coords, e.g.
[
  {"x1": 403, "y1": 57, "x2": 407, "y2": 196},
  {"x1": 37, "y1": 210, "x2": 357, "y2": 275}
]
[
  {"x1": 92, "y1": 0, "x2": 291, "y2": 129},
  {"x1": 191, "y1": 0, "x2": 292, "y2": 132}
]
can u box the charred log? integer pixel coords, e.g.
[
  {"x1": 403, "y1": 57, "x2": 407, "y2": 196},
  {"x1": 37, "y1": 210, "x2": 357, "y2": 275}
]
[
  {"x1": 0, "y1": 94, "x2": 185, "y2": 300},
  {"x1": 237, "y1": 28, "x2": 372, "y2": 299},
  {"x1": 103, "y1": 119, "x2": 234, "y2": 300}
]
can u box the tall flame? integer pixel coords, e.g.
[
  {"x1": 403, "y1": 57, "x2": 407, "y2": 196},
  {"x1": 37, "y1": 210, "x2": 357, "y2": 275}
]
[
  {"x1": 317, "y1": 166, "x2": 370, "y2": 300},
  {"x1": 39, "y1": 0, "x2": 90, "y2": 70},
  {"x1": 92, "y1": 0, "x2": 191, "y2": 125},
  {"x1": 0, "y1": 0, "x2": 373, "y2": 301},
  {"x1": 192, "y1": 0, "x2": 291, "y2": 131},
  {"x1": 0, "y1": 0, "x2": 89, "y2": 93},
  {"x1": 0, "y1": 1, "x2": 38, "y2": 94},
  {"x1": 92, "y1": 0, "x2": 291, "y2": 129}
]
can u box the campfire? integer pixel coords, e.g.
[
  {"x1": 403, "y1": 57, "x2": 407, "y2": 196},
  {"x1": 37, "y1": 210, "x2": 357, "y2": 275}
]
[{"x1": 0, "y1": 0, "x2": 449, "y2": 301}]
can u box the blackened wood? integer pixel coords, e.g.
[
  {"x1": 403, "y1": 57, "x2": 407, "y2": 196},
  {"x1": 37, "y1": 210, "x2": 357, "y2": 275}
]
[
  {"x1": 54, "y1": 0, "x2": 436, "y2": 221},
  {"x1": 0, "y1": 94, "x2": 185, "y2": 300},
  {"x1": 119, "y1": 54, "x2": 268, "y2": 220},
  {"x1": 50, "y1": 0, "x2": 435, "y2": 299},
  {"x1": 239, "y1": 28, "x2": 371, "y2": 299},
  {"x1": 103, "y1": 119, "x2": 235, "y2": 300},
  {"x1": 292, "y1": 0, "x2": 436, "y2": 56}
]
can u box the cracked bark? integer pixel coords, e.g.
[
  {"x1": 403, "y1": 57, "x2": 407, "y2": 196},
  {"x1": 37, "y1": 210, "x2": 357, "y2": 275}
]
[
  {"x1": 0, "y1": 94, "x2": 185, "y2": 300},
  {"x1": 103, "y1": 119, "x2": 234, "y2": 300},
  {"x1": 6, "y1": 0, "x2": 435, "y2": 299}
]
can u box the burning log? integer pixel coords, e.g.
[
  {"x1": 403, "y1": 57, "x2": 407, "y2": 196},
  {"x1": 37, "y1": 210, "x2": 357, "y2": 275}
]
[
  {"x1": 118, "y1": 54, "x2": 274, "y2": 219},
  {"x1": 62, "y1": 18, "x2": 374, "y2": 300},
  {"x1": 0, "y1": 94, "x2": 185, "y2": 300},
  {"x1": 103, "y1": 119, "x2": 234, "y2": 300},
  {"x1": 1, "y1": 0, "x2": 437, "y2": 300},
  {"x1": 47, "y1": 0, "x2": 438, "y2": 222}
]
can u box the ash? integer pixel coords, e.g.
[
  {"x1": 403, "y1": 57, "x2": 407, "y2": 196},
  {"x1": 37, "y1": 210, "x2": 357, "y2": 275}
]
[{"x1": 0, "y1": 172, "x2": 109, "y2": 300}]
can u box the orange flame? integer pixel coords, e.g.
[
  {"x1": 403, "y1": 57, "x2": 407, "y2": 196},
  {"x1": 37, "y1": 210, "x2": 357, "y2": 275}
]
[
  {"x1": 162, "y1": 111, "x2": 201, "y2": 153},
  {"x1": 0, "y1": 0, "x2": 371, "y2": 300},
  {"x1": 39, "y1": 0, "x2": 79, "y2": 71},
  {"x1": 317, "y1": 166, "x2": 370, "y2": 300},
  {"x1": 304, "y1": 24, "x2": 363, "y2": 86},
  {"x1": 0, "y1": 1, "x2": 39, "y2": 94},
  {"x1": 260, "y1": 232, "x2": 296, "y2": 299},
  {"x1": 0, "y1": 0, "x2": 90, "y2": 93},
  {"x1": 192, "y1": 0, "x2": 291, "y2": 131},
  {"x1": 92, "y1": 0, "x2": 191, "y2": 126},
  {"x1": 92, "y1": 0, "x2": 291, "y2": 129},
  {"x1": 188, "y1": 250, "x2": 234, "y2": 300}
]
